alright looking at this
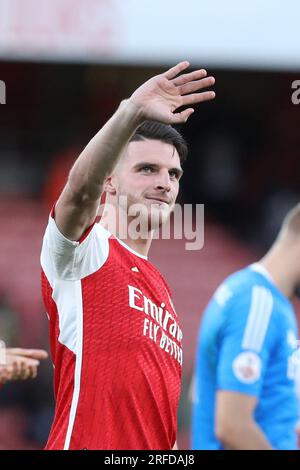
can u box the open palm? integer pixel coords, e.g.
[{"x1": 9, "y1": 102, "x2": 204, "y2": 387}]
[{"x1": 129, "y1": 61, "x2": 215, "y2": 124}]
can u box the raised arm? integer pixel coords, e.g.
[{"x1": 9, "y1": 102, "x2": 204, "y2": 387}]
[{"x1": 55, "y1": 61, "x2": 215, "y2": 241}]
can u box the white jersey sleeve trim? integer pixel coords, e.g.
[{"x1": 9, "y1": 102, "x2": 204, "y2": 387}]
[
  {"x1": 51, "y1": 279, "x2": 78, "y2": 353},
  {"x1": 241, "y1": 285, "x2": 274, "y2": 353},
  {"x1": 41, "y1": 216, "x2": 110, "y2": 282},
  {"x1": 63, "y1": 280, "x2": 84, "y2": 450}
]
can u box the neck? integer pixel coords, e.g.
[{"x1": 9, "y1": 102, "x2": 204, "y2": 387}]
[
  {"x1": 100, "y1": 203, "x2": 153, "y2": 257},
  {"x1": 259, "y1": 243, "x2": 298, "y2": 299}
]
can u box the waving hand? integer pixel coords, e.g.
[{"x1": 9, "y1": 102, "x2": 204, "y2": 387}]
[{"x1": 129, "y1": 61, "x2": 215, "y2": 124}]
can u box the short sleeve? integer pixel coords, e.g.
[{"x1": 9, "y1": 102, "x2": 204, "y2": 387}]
[
  {"x1": 217, "y1": 285, "x2": 275, "y2": 397},
  {"x1": 40, "y1": 214, "x2": 110, "y2": 282}
]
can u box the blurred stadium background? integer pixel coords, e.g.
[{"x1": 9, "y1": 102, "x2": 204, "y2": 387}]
[{"x1": 0, "y1": 0, "x2": 299, "y2": 449}]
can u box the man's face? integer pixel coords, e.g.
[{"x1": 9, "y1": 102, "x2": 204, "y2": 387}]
[{"x1": 111, "y1": 139, "x2": 183, "y2": 230}]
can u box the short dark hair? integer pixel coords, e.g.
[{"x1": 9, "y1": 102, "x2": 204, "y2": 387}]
[{"x1": 129, "y1": 121, "x2": 188, "y2": 164}]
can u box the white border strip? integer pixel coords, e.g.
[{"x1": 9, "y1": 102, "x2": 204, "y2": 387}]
[{"x1": 63, "y1": 280, "x2": 84, "y2": 450}]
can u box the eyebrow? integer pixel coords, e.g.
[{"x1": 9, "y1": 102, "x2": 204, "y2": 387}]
[{"x1": 133, "y1": 162, "x2": 183, "y2": 177}]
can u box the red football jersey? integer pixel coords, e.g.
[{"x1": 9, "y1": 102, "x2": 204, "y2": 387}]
[{"x1": 41, "y1": 215, "x2": 183, "y2": 450}]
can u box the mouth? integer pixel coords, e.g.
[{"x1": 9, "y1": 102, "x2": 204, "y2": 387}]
[{"x1": 145, "y1": 197, "x2": 170, "y2": 205}]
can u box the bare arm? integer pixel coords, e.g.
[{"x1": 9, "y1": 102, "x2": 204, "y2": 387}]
[
  {"x1": 55, "y1": 100, "x2": 144, "y2": 241},
  {"x1": 215, "y1": 391, "x2": 273, "y2": 450},
  {"x1": 55, "y1": 62, "x2": 215, "y2": 241}
]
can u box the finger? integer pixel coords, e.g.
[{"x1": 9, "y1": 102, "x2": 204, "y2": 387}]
[
  {"x1": 172, "y1": 69, "x2": 207, "y2": 86},
  {"x1": 6, "y1": 348, "x2": 48, "y2": 360},
  {"x1": 1, "y1": 365, "x2": 14, "y2": 381},
  {"x1": 10, "y1": 358, "x2": 39, "y2": 380},
  {"x1": 19, "y1": 358, "x2": 40, "y2": 367},
  {"x1": 11, "y1": 360, "x2": 22, "y2": 377},
  {"x1": 164, "y1": 61, "x2": 190, "y2": 80},
  {"x1": 8, "y1": 355, "x2": 40, "y2": 367},
  {"x1": 181, "y1": 90, "x2": 216, "y2": 106},
  {"x1": 25, "y1": 365, "x2": 38, "y2": 380},
  {"x1": 17, "y1": 361, "x2": 31, "y2": 380},
  {"x1": 18, "y1": 368, "x2": 27, "y2": 380},
  {"x1": 171, "y1": 108, "x2": 195, "y2": 124},
  {"x1": 19, "y1": 370, "x2": 31, "y2": 380},
  {"x1": 21, "y1": 349, "x2": 48, "y2": 360},
  {"x1": 25, "y1": 363, "x2": 36, "y2": 378},
  {"x1": 179, "y1": 76, "x2": 215, "y2": 96},
  {"x1": 31, "y1": 367, "x2": 38, "y2": 379}
]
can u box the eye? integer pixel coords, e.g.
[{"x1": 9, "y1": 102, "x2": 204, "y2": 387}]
[
  {"x1": 140, "y1": 166, "x2": 154, "y2": 174},
  {"x1": 169, "y1": 171, "x2": 179, "y2": 180}
]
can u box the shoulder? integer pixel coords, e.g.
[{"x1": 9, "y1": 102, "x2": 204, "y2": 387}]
[
  {"x1": 215, "y1": 269, "x2": 276, "y2": 337},
  {"x1": 41, "y1": 216, "x2": 111, "y2": 281},
  {"x1": 211, "y1": 267, "x2": 262, "y2": 311}
]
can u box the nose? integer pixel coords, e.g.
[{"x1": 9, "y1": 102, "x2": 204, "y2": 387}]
[{"x1": 155, "y1": 170, "x2": 171, "y2": 192}]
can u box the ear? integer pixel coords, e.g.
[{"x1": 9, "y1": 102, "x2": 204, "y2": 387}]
[{"x1": 103, "y1": 175, "x2": 117, "y2": 195}]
